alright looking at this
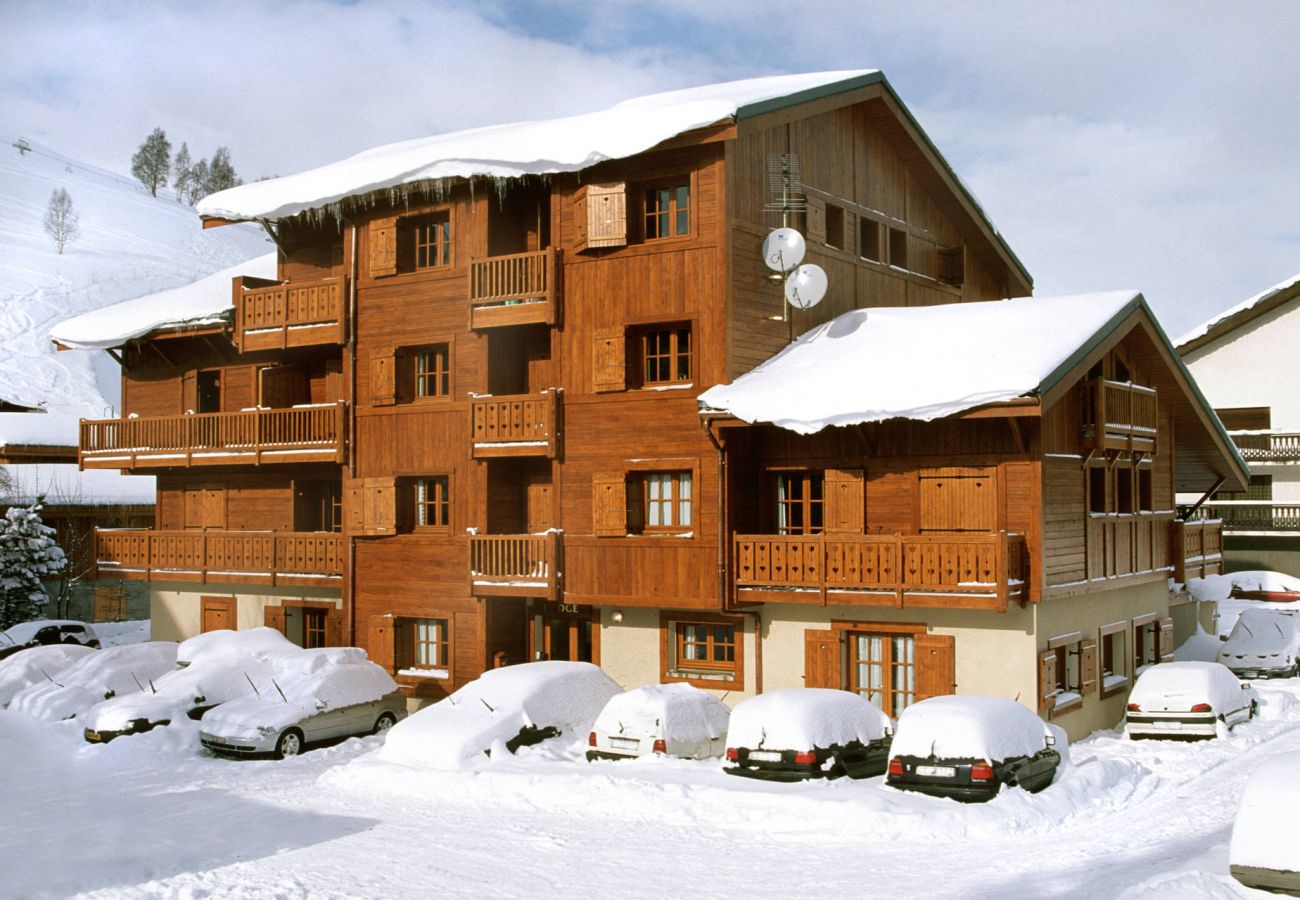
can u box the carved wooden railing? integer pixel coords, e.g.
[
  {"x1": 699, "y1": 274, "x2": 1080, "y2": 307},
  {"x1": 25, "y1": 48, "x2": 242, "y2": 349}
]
[
  {"x1": 1170, "y1": 519, "x2": 1224, "y2": 582},
  {"x1": 470, "y1": 391, "x2": 559, "y2": 458},
  {"x1": 1198, "y1": 501, "x2": 1300, "y2": 533},
  {"x1": 1080, "y1": 379, "x2": 1158, "y2": 453},
  {"x1": 233, "y1": 275, "x2": 345, "y2": 352},
  {"x1": 95, "y1": 529, "x2": 344, "y2": 586},
  {"x1": 1227, "y1": 430, "x2": 1300, "y2": 462},
  {"x1": 733, "y1": 532, "x2": 1026, "y2": 612},
  {"x1": 468, "y1": 248, "x2": 558, "y2": 328},
  {"x1": 79, "y1": 404, "x2": 346, "y2": 468},
  {"x1": 468, "y1": 531, "x2": 561, "y2": 601}
]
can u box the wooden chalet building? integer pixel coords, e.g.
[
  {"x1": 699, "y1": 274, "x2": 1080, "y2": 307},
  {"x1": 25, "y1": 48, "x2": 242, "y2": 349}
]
[{"x1": 62, "y1": 70, "x2": 1244, "y2": 738}]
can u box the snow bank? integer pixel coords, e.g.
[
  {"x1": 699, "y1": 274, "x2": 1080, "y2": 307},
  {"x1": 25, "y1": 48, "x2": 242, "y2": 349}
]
[
  {"x1": 889, "y1": 695, "x2": 1051, "y2": 761},
  {"x1": 592, "y1": 683, "x2": 730, "y2": 744},
  {"x1": 1128, "y1": 662, "x2": 1248, "y2": 713},
  {"x1": 698, "y1": 292, "x2": 1140, "y2": 434},
  {"x1": 0, "y1": 412, "x2": 80, "y2": 448},
  {"x1": 97, "y1": 619, "x2": 150, "y2": 647},
  {"x1": 0, "y1": 644, "x2": 95, "y2": 705},
  {"x1": 725, "y1": 688, "x2": 890, "y2": 749},
  {"x1": 7, "y1": 641, "x2": 177, "y2": 721},
  {"x1": 376, "y1": 661, "x2": 621, "y2": 768},
  {"x1": 1172, "y1": 625, "x2": 1222, "y2": 663},
  {"x1": 1229, "y1": 750, "x2": 1300, "y2": 872},
  {"x1": 197, "y1": 72, "x2": 874, "y2": 222},
  {"x1": 1185, "y1": 573, "x2": 1232, "y2": 603},
  {"x1": 0, "y1": 463, "x2": 156, "y2": 506},
  {"x1": 50, "y1": 253, "x2": 278, "y2": 350}
]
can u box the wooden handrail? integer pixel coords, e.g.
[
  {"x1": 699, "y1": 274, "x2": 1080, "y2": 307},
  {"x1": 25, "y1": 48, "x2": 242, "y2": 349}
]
[
  {"x1": 468, "y1": 532, "x2": 561, "y2": 601},
  {"x1": 95, "y1": 528, "x2": 345, "y2": 583},
  {"x1": 1170, "y1": 519, "x2": 1224, "y2": 582},
  {"x1": 233, "y1": 275, "x2": 345, "y2": 351},
  {"x1": 468, "y1": 248, "x2": 556, "y2": 307},
  {"x1": 1198, "y1": 501, "x2": 1300, "y2": 532},
  {"x1": 471, "y1": 393, "x2": 553, "y2": 443},
  {"x1": 1227, "y1": 430, "x2": 1300, "y2": 462},
  {"x1": 1082, "y1": 378, "x2": 1158, "y2": 453}
]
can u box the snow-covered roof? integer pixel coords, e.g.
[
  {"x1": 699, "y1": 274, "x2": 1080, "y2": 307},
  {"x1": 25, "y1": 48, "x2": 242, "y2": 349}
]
[
  {"x1": 0, "y1": 413, "x2": 80, "y2": 449},
  {"x1": 1, "y1": 464, "x2": 155, "y2": 507},
  {"x1": 197, "y1": 71, "x2": 877, "y2": 222},
  {"x1": 699, "y1": 291, "x2": 1141, "y2": 434},
  {"x1": 50, "y1": 253, "x2": 278, "y2": 350},
  {"x1": 1176, "y1": 271, "x2": 1300, "y2": 351}
]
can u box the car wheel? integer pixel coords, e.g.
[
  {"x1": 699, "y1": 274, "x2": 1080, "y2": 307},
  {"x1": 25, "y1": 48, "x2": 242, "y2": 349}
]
[
  {"x1": 373, "y1": 712, "x2": 397, "y2": 735},
  {"x1": 275, "y1": 729, "x2": 304, "y2": 759}
]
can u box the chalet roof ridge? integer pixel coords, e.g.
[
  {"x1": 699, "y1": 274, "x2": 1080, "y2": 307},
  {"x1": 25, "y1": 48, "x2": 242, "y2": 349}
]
[{"x1": 1175, "y1": 270, "x2": 1300, "y2": 355}]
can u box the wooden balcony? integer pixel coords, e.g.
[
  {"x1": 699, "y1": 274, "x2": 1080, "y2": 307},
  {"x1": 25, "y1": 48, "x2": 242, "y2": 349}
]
[
  {"x1": 95, "y1": 529, "x2": 344, "y2": 587},
  {"x1": 469, "y1": 532, "x2": 561, "y2": 601},
  {"x1": 232, "y1": 275, "x2": 346, "y2": 352},
  {"x1": 1199, "y1": 501, "x2": 1300, "y2": 534},
  {"x1": 470, "y1": 391, "x2": 560, "y2": 458},
  {"x1": 79, "y1": 404, "x2": 346, "y2": 469},
  {"x1": 1228, "y1": 430, "x2": 1300, "y2": 463},
  {"x1": 733, "y1": 532, "x2": 1027, "y2": 612},
  {"x1": 1171, "y1": 519, "x2": 1224, "y2": 582},
  {"x1": 1080, "y1": 379, "x2": 1158, "y2": 454},
  {"x1": 468, "y1": 248, "x2": 558, "y2": 329}
]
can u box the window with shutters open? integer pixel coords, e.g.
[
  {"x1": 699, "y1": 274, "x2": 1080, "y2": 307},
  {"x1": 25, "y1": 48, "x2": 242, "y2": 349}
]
[
  {"x1": 575, "y1": 183, "x2": 627, "y2": 252},
  {"x1": 773, "y1": 471, "x2": 824, "y2": 535},
  {"x1": 1042, "y1": 631, "x2": 1094, "y2": 715},
  {"x1": 1100, "y1": 620, "x2": 1128, "y2": 696}
]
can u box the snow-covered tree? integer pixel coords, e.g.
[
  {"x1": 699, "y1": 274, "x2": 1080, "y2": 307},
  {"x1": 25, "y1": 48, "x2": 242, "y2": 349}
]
[
  {"x1": 131, "y1": 127, "x2": 172, "y2": 196},
  {"x1": 0, "y1": 500, "x2": 66, "y2": 630},
  {"x1": 173, "y1": 142, "x2": 193, "y2": 204},
  {"x1": 206, "y1": 146, "x2": 241, "y2": 193},
  {"x1": 43, "y1": 188, "x2": 80, "y2": 255}
]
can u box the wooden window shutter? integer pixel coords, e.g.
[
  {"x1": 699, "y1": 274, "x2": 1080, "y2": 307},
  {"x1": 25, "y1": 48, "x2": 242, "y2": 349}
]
[
  {"x1": 806, "y1": 196, "x2": 827, "y2": 245},
  {"x1": 325, "y1": 608, "x2": 344, "y2": 647},
  {"x1": 344, "y1": 482, "x2": 366, "y2": 534},
  {"x1": 1158, "y1": 617, "x2": 1175, "y2": 662},
  {"x1": 366, "y1": 477, "x2": 397, "y2": 536},
  {"x1": 369, "y1": 216, "x2": 398, "y2": 278},
  {"x1": 592, "y1": 472, "x2": 627, "y2": 537},
  {"x1": 575, "y1": 182, "x2": 627, "y2": 252},
  {"x1": 371, "y1": 354, "x2": 396, "y2": 406},
  {"x1": 914, "y1": 634, "x2": 956, "y2": 701},
  {"x1": 201, "y1": 487, "x2": 226, "y2": 529},
  {"x1": 591, "y1": 329, "x2": 626, "y2": 393},
  {"x1": 1080, "y1": 639, "x2": 1099, "y2": 694},
  {"x1": 181, "y1": 370, "x2": 197, "y2": 414},
  {"x1": 824, "y1": 468, "x2": 866, "y2": 534},
  {"x1": 920, "y1": 467, "x2": 996, "y2": 533},
  {"x1": 184, "y1": 488, "x2": 205, "y2": 530},
  {"x1": 367, "y1": 614, "x2": 395, "y2": 671},
  {"x1": 1038, "y1": 649, "x2": 1058, "y2": 713},
  {"x1": 263, "y1": 605, "x2": 286, "y2": 635},
  {"x1": 804, "y1": 629, "x2": 842, "y2": 689}
]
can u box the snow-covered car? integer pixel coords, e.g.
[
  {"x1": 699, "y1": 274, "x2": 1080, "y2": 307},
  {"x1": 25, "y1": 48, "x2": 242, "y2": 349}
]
[
  {"x1": 1125, "y1": 661, "x2": 1257, "y2": 741},
  {"x1": 0, "y1": 643, "x2": 96, "y2": 706},
  {"x1": 376, "y1": 661, "x2": 622, "y2": 769},
  {"x1": 82, "y1": 627, "x2": 300, "y2": 743},
  {"x1": 1216, "y1": 609, "x2": 1300, "y2": 679},
  {"x1": 0, "y1": 619, "x2": 100, "y2": 660},
  {"x1": 587, "y1": 683, "x2": 730, "y2": 761},
  {"x1": 7, "y1": 641, "x2": 178, "y2": 722},
  {"x1": 1229, "y1": 751, "x2": 1300, "y2": 894},
  {"x1": 1227, "y1": 569, "x2": 1300, "y2": 603},
  {"x1": 199, "y1": 647, "x2": 406, "y2": 758},
  {"x1": 723, "y1": 689, "x2": 892, "y2": 781},
  {"x1": 885, "y1": 695, "x2": 1064, "y2": 802}
]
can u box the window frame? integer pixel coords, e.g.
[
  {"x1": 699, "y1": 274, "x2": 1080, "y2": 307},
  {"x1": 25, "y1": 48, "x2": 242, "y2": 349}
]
[
  {"x1": 771, "y1": 469, "x2": 825, "y2": 535},
  {"x1": 641, "y1": 178, "x2": 692, "y2": 242},
  {"x1": 411, "y1": 210, "x2": 452, "y2": 270},
  {"x1": 1047, "y1": 630, "x2": 1084, "y2": 712},
  {"x1": 846, "y1": 629, "x2": 917, "y2": 718},
  {"x1": 632, "y1": 322, "x2": 692, "y2": 388},
  {"x1": 412, "y1": 342, "x2": 451, "y2": 401},
  {"x1": 660, "y1": 612, "x2": 743, "y2": 689},
  {"x1": 411, "y1": 475, "x2": 451, "y2": 533},
  {"x1": 627, "y1": 470, "x2": 693, "y2": 534},
  {"x1": 1099, "y1": 620, "x2": 1129, "y2": 697},
  {"x1": 410, "y1": 616, "x2": 450, "y2": 670}
]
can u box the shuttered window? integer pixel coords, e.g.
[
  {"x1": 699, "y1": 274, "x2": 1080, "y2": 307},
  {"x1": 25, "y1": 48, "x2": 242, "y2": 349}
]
[
  {"x1": 414, "y1": 476, "x2": 450, "y2": 531},
  {"x1": 919, "y1": 467, "x2": 995, "y2": 533},
  {"x1": 627, "y1": 471, "x2": 692, "y2": 533},
  {"x1": 412, "y1": 618, "x2": 449, "y2": 668},
  {"x1": 635, "y1": 324, "x2": 691, "y2": 386},
  {"x1": 775, "y1": 472, "x2": 823, "y2": 535},
  {"x1": 643, "y1": 182, "x2": 690, "y2": 240},
  {"x1": 849, "y1": 632, "x2": 915, "y2": 717},
  {"x1": 412, "y1": 212, "x2": 452, "y2": 269}
]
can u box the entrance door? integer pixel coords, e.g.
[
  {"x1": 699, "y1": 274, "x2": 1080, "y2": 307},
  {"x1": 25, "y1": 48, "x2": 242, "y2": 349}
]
[
  {"x1": 532, "y1": 603, "x2": 598, "y2": 663},
  {"x1": 201, "y1": 596, "x2": 236, "y2": 633}
]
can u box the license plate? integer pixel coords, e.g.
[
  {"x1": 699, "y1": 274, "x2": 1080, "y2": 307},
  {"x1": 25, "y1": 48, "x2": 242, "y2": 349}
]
[
  {"x1": 610, "y1": 736, "x2": 639, "y2": 750},
  {"x1": 916, "y1": 765, "x2": 957, "y2": 778},
  {"x1": 85, "y1": 731, "x2": 102, "y2": 743},
  {"x1": 747, "y1": 750, "x2": 783, "y2": 763},
  {"x1": 1155, "y1": 720, "x2": 1183, "y2": 730}
]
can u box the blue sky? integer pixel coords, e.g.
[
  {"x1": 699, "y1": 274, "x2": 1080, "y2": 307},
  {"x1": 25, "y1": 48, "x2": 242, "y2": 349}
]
[{"x1": 2, "y1": 0, "x2": 1299, "y2": 336}]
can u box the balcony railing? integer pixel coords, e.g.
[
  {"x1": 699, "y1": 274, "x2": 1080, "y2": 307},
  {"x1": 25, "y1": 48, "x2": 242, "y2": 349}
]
[
  {"x1": 468, "y1": 248, "x2": 558, "y2": 329},
  {"x1": 1227, "y1": 430, "x2": 1300, "y2": 463},
  {"x1": 470, "y1": 391, "x2": 559, "y2": 458},
  {"x1": 733, "y1": 532, "x2": 1026, "y2": 612},
  {"x1": 468, "y1": 531, "x2": 561, "y2": 601},
  {"x1": 232, "y1": 275, "x2": 346, "y2": 352},
  {"x1": 1198, "y1": 501, "x2": 1300, "y2": 534},
  {"x1": 79, "y1": 404, "x2": 346, "y2": 469},
  {"x1": 95, "y1": 529, "x2": 344, "y2": 587},
  {"x1": 1080, "y1": 379, "x2": 1158, "y2": 454},
  {"x1": 1170, "y1": 519, "x2": 1224, "y2": 582}
]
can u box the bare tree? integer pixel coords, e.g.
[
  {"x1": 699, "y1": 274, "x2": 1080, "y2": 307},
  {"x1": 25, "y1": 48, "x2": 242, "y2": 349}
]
[
  {"x1": 206, "y1": 146, "x2": 241, "y2": 193},
  {"x1": 43, "y1": 188, "x2": 80, "y2": 254},
  {"x1": 173, "y1": 142, "x2": 193, "y2": 204},
  {"x1": 130, "y1": 127, "x2": 172, "y2": 196},
  {"x1": 186, "y1": 158, "x2": 210, "y2": 205}
]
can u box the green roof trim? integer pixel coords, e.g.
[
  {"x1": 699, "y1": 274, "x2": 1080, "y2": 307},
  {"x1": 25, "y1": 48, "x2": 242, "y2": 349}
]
[{"x1": 737, "y1": 71, "x2": 1033, "y2": 293}]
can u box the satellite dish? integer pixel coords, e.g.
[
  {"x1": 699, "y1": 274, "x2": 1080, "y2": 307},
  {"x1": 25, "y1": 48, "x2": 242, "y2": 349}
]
[
  {"x1": 785, "y1": 264, "x2": 827, "y2": 310},
  {"x1": 762, "y1": 228, "x2": 806, "y2": 272}
]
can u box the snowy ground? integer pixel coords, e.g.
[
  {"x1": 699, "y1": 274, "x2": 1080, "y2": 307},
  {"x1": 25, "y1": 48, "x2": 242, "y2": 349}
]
[{"x1": 3, "y1": 611, "x2": 1298, "y2": 899}]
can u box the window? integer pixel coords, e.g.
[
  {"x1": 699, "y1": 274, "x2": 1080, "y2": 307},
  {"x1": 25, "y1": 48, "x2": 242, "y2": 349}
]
[
  {"x1": 627, "y1": 471, "x2": 692, "y2": 533},
  {"x1": 414, "y1": 476, "x2": 450, "y2": 530},
  {"x1": 412, "y1": 618, "x2": 449, "y2": 669},
  {"x1": 663, "y1": 613, "x2": 742, "y2": 687},
  {"x1": 303, "y1": 608, "x2": 327, "y2": 649},
  {"x1": 677, "y1": 622, "x2": 736, "y2": 671},
  {"x1": 775, "y1": 471, "x2": 823, "y2": 534},
  {"x1": 824, "y1": 204, "x2": 845, "y2": 249},
  {"x1": 1138, "y1": 465, "x2": 1153, "y2": 512},
  {"x1": 1100, "y1": 622, "x2": 1127, "y2": 694},
  {"x1": 1133, "y1": 616, "x2": 1159, "y2": 672},
  {"x1": 1047, "y1": 632, "x2": 1083, "y2": 710},
  {"x1": 413, "y1": 212, "x2": 451, "y2": 269},
  {"x1": 635, "y1": 324, "x2": 691, "y2": 386},
  {"x1": 888, "y1": 226, "x2": 908, "y2": 269},
  {"x1": 1116, "y1": 465, "x2": 1134, "y2": 514},
  {"x1": 848, "y1": 631, "x2": 916, "y2": 717},
  {"x1": 643, "y1": 182, "x2": 690, "y2": 239},
  {"x1": 1088, "y1": 466, "x2": 1107, "y2": 514},
  {"x1": 296, "y1": 481, "x2": 342, "y2": 533},
  {"x1": 414, "y1": 344, "x2": 450, "y2": 399},
  {"x1": 859, "y1": 217, "x2": 881, "y2": 261}
]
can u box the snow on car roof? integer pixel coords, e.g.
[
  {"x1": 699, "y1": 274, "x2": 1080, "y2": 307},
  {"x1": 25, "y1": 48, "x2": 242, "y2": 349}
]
[
  {"x1": 1229, "y1": 570, "x2": 1300, "y2": 594},
  {"x1": 177, "y1": 626, "x2": 298, "y2": 665},
  {"x1": 6, "y1": 642, "x2": 177, "y2": 722},
  {"x1": 1220, "y1": 609, "x2": 1300, "y2": 656},
  {"x1": 592, "y1": 683, "x2": 730, "y2": 743},
  {"x1": 726, "y1": 688, "x2": 890, "y2": 749},
  {"x1": 1, "y1": 619, "x2": 94, "y2": 645},
  {"x1": 1230, "y1": 750, "x2": 1300, "y2": 873},
  {"x1": 1129, "y1": 662, "x2": 1245, "y2": 712},
  {"x1": 0, "y1": 644, "x2": 96, "y2": 706},
  {"x1": 889, "y1": 695, "x2": 1050, "y2": 762},
  {"x1": 698, "y1": 292, "x2": 1141, "y2": 434}
]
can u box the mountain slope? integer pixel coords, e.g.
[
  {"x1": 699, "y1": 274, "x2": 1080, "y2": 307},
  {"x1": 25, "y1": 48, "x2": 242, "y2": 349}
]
[{"x1": 0, "y1": 136, "x2": 268, "y2": 415}]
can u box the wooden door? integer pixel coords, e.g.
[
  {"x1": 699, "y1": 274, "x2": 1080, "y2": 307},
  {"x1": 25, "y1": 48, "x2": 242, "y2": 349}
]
[
  {"x1": 804, "y1": 629, "x2": 842, "y2": 689},
  {"x1": 201, "y1": 596, "x2": 236, "y2": 633}
]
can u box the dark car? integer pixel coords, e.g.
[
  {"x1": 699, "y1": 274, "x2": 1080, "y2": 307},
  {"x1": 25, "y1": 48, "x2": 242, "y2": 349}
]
[
  {"x1": 886, "y1": 695, "x2": 1064, "y2": 803},
  {"x1": 0, "y1": 620, "x2": 101, "y2": 661},
  {"x1": 723, "y1": 689, "x2": 892, "y2": 782}
]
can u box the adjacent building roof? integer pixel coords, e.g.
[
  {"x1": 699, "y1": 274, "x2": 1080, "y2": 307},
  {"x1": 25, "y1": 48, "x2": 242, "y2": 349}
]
[
  {"x1": 1176, "y1": 271, "x2": 1300, "y2": 354},
  {"x1": 1, "y1": 464, "x2": 155, "y2": 508},
  {"x1": 51, "y1": 253, "x2": 278, "y2": 351},
  {"x1": 0, "y1": 413, "x2": 80, "y2": 451}
]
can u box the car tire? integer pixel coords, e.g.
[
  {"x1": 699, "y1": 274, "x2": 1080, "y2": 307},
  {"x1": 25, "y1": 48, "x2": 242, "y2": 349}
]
[
  {"x1": 373, "y1": 712, "x2": 397, "y2": 735},
  {"x1": 275, "y1": 728, "x2": 304, "y2": 759}
]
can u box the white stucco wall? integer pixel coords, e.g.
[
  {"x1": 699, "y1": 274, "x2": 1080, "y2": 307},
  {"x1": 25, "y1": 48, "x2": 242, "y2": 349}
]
[
  {"x1": 150, "y1": 582, "x2": 342, "y2": 643},
  {"x1": 598, "y1": 606, "x2": 758, "y2": 702},
  {"x1": 1183, "y1": 296, "x2": 1300, "y2": 429}
]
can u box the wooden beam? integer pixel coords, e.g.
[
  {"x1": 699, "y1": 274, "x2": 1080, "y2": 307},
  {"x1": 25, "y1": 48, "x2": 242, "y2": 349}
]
[
  {"x1": 954, "y1": 400, "x2": 1041, "y2": 420},
  {"x1": 201, "y1": 216, "x2": 245, "y2": 229}
]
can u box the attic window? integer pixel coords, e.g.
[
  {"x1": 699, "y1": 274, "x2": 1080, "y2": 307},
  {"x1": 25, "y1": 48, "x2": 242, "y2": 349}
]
[
  {"x1": 825, "y1": 204, "x2": 845, "y2": 250},
  {"x1": 859, "y1": 218, "x2": 881, "y2": 262}
]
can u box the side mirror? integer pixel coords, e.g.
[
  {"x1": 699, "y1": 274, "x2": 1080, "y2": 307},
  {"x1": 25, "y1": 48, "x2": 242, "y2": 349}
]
[{"x1": 315, "y1": 699, "x2": 328, "y2": 711}]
